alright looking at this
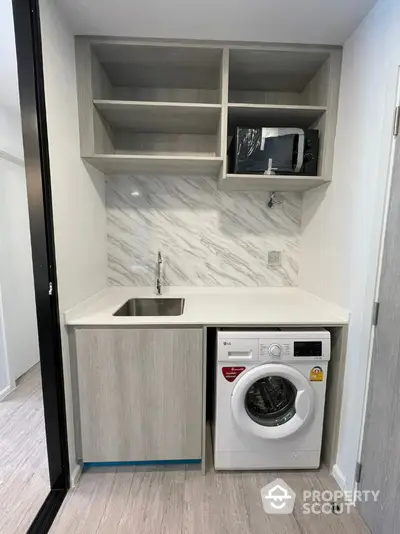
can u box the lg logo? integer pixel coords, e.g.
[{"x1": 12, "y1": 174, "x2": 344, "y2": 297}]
[{"x1": 223, "y1": 341, "x2": 231, "y2": 346}]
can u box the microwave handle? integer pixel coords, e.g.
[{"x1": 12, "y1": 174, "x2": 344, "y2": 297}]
[{"x1": 294, "y1": 132, "x2": 305, "y2": 172}]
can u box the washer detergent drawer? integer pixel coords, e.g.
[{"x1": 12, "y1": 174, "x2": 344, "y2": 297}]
[{"x1": 217, "y1": 337, "x2": 259, "y2": 362}]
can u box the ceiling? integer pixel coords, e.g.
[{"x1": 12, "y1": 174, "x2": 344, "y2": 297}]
[{"x1": 56, "y1": 0, "x2": 377, "y2": 46}]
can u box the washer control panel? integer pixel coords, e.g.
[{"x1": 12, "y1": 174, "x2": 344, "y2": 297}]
[
  {"x1": 260, "y1": 342, "x2": 291, "y2": 359},
  {"x1": 217, "y1": 329, "x2": 331, "y2": 362},
  {"x1": 268, "y1": 344, "x2": 282, "y2": 357},
  {"x1": 259, "y1": 337, "x2": 329, "y2": 361}
]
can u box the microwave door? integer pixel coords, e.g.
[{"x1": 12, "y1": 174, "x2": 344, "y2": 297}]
[
  {"x1": 261, "y1": 128, "x2": 305, "y2": 174},
  {"x1": 262, "y1": 135, "x2": 295, "y2": 173},
  {"x1": 293, "y1": 132, "x2": 305, "y2": 172}
]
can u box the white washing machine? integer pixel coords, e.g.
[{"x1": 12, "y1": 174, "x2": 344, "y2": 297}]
[{"x1": 214, "y1": 328, "x2": 331, "y2": 470}]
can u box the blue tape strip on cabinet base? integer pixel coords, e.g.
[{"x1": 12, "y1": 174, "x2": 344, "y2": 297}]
[{"x1": 83, "y1": 459, "x2": 201, "y2": 469}]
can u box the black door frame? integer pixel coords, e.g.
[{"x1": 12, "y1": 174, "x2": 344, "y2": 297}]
[{"x1": 12, "y1": 0, "x2": 70, "y2": 531}]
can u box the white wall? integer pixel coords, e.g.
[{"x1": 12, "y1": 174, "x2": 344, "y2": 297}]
[
  {"x1": 39, "y1": 0, "x2": 108, "y2": 481},
  {"x1": 0, "y1": 158, "x2": 40, "y2": 382},
  {"x1": 300, "y1": 0, "x2": 400, "y2": 491},
  {"x1": 0, "y1": 0, "x2": 40, "y2": 388}
]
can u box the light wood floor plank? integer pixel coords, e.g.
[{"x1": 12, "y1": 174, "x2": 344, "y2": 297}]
[
  {"x1": 52, "y1": 465, "x2": 371, "y2": 534},
  {"x1": 79, "y1": 469, "x2": 117, "y2": 533},
  {"x1": 6, "y1": 448, "x2": 49, "y2": 534},
  {"x1": 183, "y1": 466, "x2": 220, "y2": 534},
  {"x1": 96, "y1": 467, "x2": 136, "y2": 534},
  {"x1": 0, "y1": 364, "x2": 49, "y2": 534},
  {"x1": 283, "y1": 470, "x2": 370, "y2": 534},
  {"x1": 50, "y1": 468, "x2": 115, "y2": 533},
  {"x1": 52, "y1": 466, "x2": 371, "y2": 534},
  {"x1": 159, "y1": 467, "x2": 185, "y2": 534},
  {"x1": 317, "y1": 469, "x2": 371, "y2": 533},
  {"x1": 283, "y1": 471, "x2": 346, "y2": 534},
  {"x1": 217, "y1": 471, "x2": 252, "y2": 534},
  {"x1": 0, "y1": 365, "x2": 41, "y2": 429},
  {"x1": 115, "y1": 468, "x2": 146, "y2": 533},
  {"x1": 51, "y1": 448, "x2": 370, "y2": 534},
  {"x1": 117, "y1": 467, "x2": 166, "y2": 534},
  {"x1": 242, "y1": 471, "x2": 302, "y2": 534},
  {"x1": 0, "y1": 407, "x2": 46, "y2": 488}
]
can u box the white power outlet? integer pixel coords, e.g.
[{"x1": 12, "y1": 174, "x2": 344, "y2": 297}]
[{"x1": 268, "y1": 250, "x2": 282, "y2": 266}]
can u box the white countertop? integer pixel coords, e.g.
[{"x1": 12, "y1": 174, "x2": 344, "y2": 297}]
[{"x1": 64, "y1": 286, "x2": 349, "y2": 327}]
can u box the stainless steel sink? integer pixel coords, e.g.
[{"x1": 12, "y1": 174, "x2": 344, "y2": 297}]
[{"x1": 113, "y1": 298, "x2": 185, "y2": 317}]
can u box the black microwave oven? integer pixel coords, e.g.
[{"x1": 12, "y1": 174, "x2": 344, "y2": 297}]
[{"x1": 228, "y1": 127, "x2": 319, "y2": 176}]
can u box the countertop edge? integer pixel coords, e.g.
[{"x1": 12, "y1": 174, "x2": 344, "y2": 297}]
[{"x1": 63, "y1": 286, "x2": 349, "y2": 328}]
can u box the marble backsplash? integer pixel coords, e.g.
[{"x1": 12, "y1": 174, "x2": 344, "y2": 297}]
[{"x1": 107, "y1": 175, "x2": 302, "y2": 286}]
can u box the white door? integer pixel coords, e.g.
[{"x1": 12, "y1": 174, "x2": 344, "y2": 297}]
[{"x1": 231, "y1": 364, "x2": 314, "y2": 439}]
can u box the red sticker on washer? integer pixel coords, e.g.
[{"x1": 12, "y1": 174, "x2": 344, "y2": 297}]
[{"x1": 222, "y1": 366, "x2": 246, "y2": 382}]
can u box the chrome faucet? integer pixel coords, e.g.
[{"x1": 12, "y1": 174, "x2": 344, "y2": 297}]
[{"x1": 156, "y1": 251, "x2": 163, "y2": 295}]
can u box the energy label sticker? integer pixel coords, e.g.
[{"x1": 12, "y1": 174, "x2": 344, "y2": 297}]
[{"x1": 310, "y1": 366, "x2": 324, "y2": 382}]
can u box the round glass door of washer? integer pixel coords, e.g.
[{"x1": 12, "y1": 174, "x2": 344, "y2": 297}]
[{"x1": 231, "y1": 364, "x2": 314, "y2": 439}]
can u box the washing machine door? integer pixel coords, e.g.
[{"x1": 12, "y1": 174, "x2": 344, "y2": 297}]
[{"x1": 231, "y1": 363, "x2": 313, "y2": 439}]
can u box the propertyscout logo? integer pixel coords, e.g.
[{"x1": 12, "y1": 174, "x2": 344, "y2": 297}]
[
  {"x1": 261, "y1": 478, "x2": 380, "y2": 515},
  {"x1": 261, "y1": 479, "x2": 296, "y2": 514}
]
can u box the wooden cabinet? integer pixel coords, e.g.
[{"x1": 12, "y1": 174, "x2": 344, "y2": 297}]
[
  {"x1": 75, "y1": 38, "x2": 341, "y2": 191},
  {"x1": 75, "y1": 328, "x2": 203, "y2": 462}
]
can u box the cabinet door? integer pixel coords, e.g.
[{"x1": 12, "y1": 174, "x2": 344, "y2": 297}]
[{"x1": 75, "y1": 328, "x2": 203, "y2": 462}]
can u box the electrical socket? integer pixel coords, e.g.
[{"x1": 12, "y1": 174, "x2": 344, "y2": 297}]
[{"x1": 268, "y1": 250, "x2": 282, "y2": 266}]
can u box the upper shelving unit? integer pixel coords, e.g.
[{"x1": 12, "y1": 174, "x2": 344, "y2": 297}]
[
  {"x1": 75, "y1": 38, "x2": 341, "y2": 190},
  {"x1": 76, "y1": 41, "x2": 224, "y2": 177}
]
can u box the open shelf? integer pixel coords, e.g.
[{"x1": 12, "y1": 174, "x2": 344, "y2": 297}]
[
  {"x1": 84, "y1": 154, "x2": 223, "y2": 176},
  {"x1": 92, "y1": 43, "x2": 222, "y2": 103},
  {"x1": 228, "y1": 49, "x2": 330, "y2": 106},
  {"x1": 221, "y1": 174, "x2": 328, "y2": 192},
  {"x1": 94, "y1": 100, "x2": 222, "y2": 134},
  {"x1": 76, "y1": 38, "x2": 341, "y2": 190},
  {"x1": 228, "y1": 104, "x2": 327, "y2": 129}
]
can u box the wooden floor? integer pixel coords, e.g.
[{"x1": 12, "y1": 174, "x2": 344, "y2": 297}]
[
  {"x1": 0, "y1": 364, "x2": 49, "y2": 534},
  {"x1": 52, "y1": 461, "x2": 369, "y2": 533}
]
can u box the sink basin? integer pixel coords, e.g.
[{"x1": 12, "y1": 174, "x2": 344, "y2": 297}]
[{"x1": 113, "y1": 298, "x2": 185, "y2": 317}]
